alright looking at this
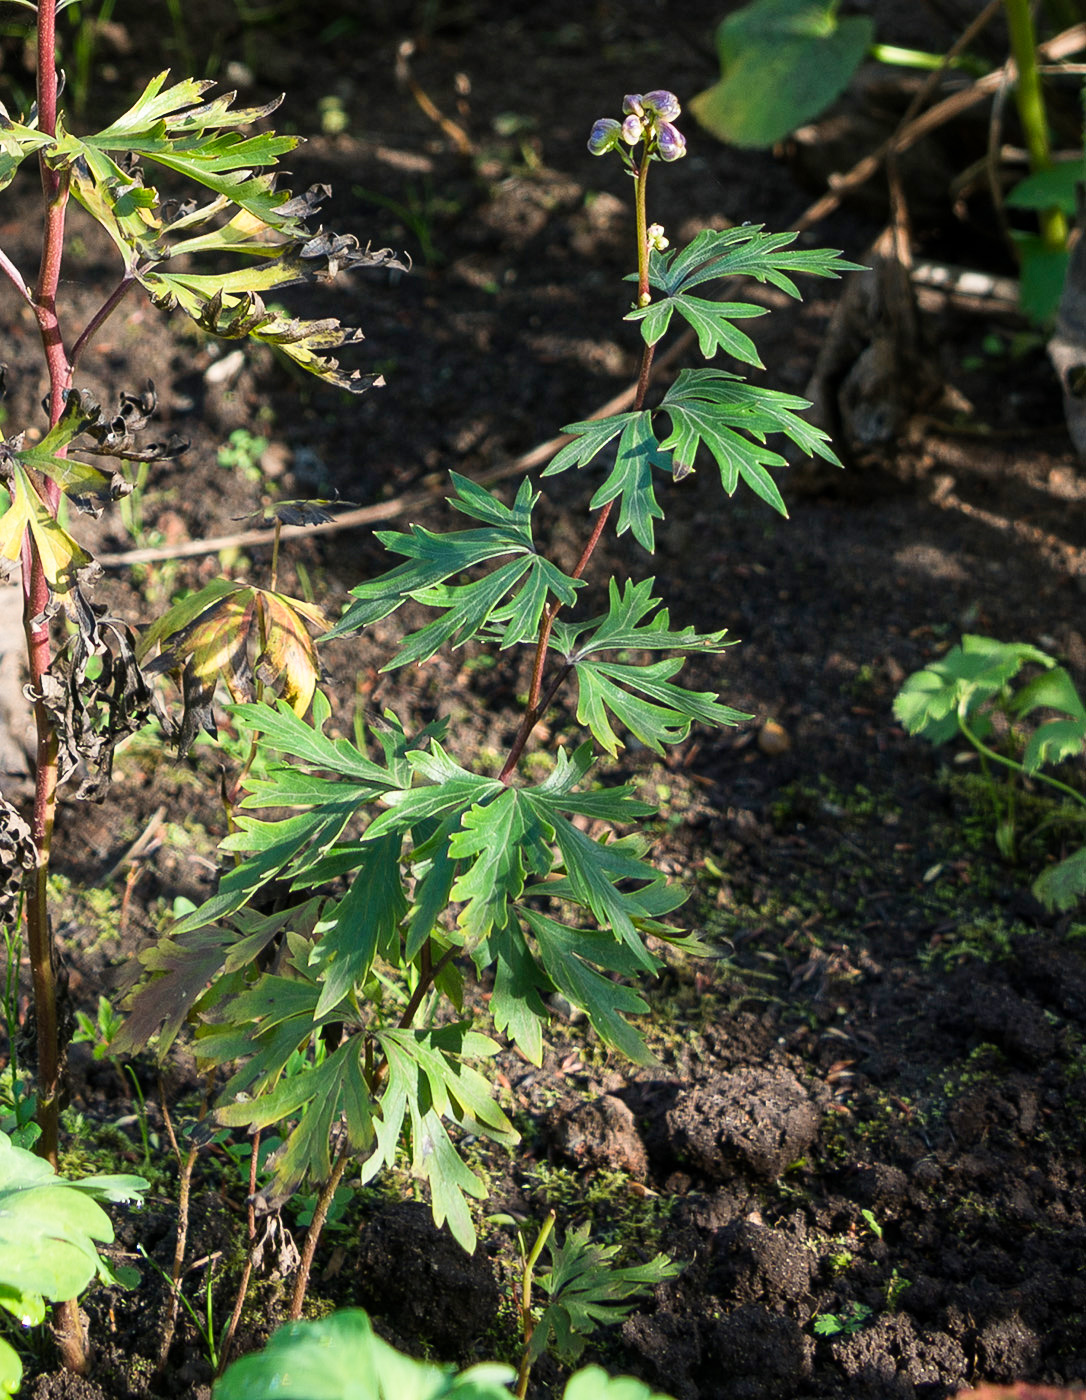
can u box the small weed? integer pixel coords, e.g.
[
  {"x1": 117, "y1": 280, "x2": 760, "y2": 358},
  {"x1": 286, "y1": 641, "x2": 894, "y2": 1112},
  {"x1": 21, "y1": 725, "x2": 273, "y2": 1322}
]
[{"x1": 813, "y1": 1302, "x2": 873, "y2": 1337}]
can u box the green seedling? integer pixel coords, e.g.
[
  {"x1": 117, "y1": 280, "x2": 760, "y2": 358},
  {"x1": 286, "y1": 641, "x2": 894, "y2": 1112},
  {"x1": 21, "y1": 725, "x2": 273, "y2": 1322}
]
[
  {"x1": 895, "y1": 634, "x2": 1086, "y2": 909},
  {"x1": 812, "y1": 1300, "x2": 873, "y2": 1337}
]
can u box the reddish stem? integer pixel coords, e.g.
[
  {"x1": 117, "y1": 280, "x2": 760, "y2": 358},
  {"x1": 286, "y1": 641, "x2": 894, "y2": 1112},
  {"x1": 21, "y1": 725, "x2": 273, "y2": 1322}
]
[{"x1": 23, "y1": 1, "x2": 86, "y2": 1371}]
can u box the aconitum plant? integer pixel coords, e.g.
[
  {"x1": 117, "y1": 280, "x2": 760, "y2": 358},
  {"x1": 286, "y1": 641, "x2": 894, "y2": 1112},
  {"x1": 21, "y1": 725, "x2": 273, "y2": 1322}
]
[{"x1": 119, "y1": 86, "x2": 858, "y2": 1323}]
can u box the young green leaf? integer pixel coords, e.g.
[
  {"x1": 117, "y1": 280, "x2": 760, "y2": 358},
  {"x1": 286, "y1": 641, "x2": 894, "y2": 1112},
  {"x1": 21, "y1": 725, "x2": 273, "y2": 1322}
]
[{"x1": 527, "y1": 1221, "x2": 681, "y2": 1366}]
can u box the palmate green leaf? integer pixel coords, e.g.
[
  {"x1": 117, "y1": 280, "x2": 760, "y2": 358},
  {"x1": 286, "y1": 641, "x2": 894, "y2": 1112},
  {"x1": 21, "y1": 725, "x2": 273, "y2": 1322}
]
[
  {"x1": 574, "y1": 656, "x2": 749, "y2": 756},
  {"x1": 554, "y1": 576, "x2": 731, "y2": 656},
  {"x1": 544, "y1": 411, "x2": 646, "y2": 477},
  {"x1": 628, "y1": 292, "x2": 766, "y2": 362},
  {"x1": 483, "y1": 916, "x2": 549, "y2": 1066},
  {"x1": 523, "y1": 809, "x2": 666, "y2": 971},
  {"x1": 544, "y1": 411, "x2": 669, "y2": 553},
  {"x1": 309, "y1": 835, "x2": 408, "y2": 1018},
  {"x1": 370, "y1": 1027, "x2": 518, "y2": 1252},
  {"x1": 549, "y1": 577, "x2": 749, "y2": 754},
  {"x1": 640, "y1": 225, "x2": 862, "y2": 300},
  {"x1": 447, "y1": 787, "x2": 555, "y2": 944},
  {"x1": 61, "y1": 72, "x2": 303, "y2": 231},
  {"x1": 529, "y1": 1222, "x2": 681, "y2": 1366},
  {"x1": 658, "y1": 367, "x2": 838, "y2": 511},
  {"x1": 585, "y1": 412, "x2": 673, "y2": 552},
  {"x1": 363, "y1": 744, "x2": 502, "y2": 841},
  {"x1": 215, "y1": 1038, "x2": 377, "y2": 1194},
  {"x1": 232, "y1": 700, "x2": 420, "y2": 788},
  {"x1": 327, "y1": 474, "x2": 580, "y2": 658},
  {"x1": 48, "y1": 78, "x2": 407, "y2": 392},
  {"x1": 521, "y1": 909, "x2": 656, "y2": 1065}
]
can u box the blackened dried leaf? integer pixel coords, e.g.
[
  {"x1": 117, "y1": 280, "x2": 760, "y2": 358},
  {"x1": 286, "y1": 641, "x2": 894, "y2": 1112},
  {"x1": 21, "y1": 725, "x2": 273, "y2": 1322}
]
[
  {"x1": 0, "y1": 789, "x2": 33, "y2": 923},
  {"x1": 235, "y1": 497, "x2": 358, "y2": 527},
  {"x1": 274, "y1": 183, "x2": 332, "y2": 220},
  {"x1": 34, "y1": 599, "x2": 170, "y2": 800}
]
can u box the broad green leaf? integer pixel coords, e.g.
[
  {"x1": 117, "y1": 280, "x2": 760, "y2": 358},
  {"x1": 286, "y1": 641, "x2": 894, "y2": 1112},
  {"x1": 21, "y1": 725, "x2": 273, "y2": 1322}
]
[
  {"x1": 214, "y1": 1308, "x2": 517, "y2": 1400},
  {"x1": 690, "y1": 0, "x2": 873, "y2": 148},
  {"x1": 0, "y1": 1335, "x2": 20, "y2": 1397},
  {"x1": 0, "y1": 1132, "x2": 146, "y2": 1319},
  {"x1": 1007, "y1": 160, "x2": 1083, "y2": 216},
  {"x1": 893, "y1": 636, "x2": 1054, "y2": 744},
  {"x1": 563, "y1": 1369, "x2": 677, "y2": 1400},
  {"x1": 1034, "y1": 847, "x2": 1086, "y2": 912},
  {"x1": 1010, "y1": 666, "x2": 1086, "y2": 772}
]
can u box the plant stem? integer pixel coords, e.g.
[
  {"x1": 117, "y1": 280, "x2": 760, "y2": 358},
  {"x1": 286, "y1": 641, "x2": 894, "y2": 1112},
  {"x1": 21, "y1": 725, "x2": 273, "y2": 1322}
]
[
  {"x1": 1003, "y1": 0, "x2": 1068, "y2": 250},
  {"x1": 959, "y1": 710, "x2": 1086, "y2": 808},
  {"x1": 156, "y1": 1079, "x2": 209, "y2": 1374},
  {"x1": 499, "y1": 154, "x2": 656, "y2": 785},
  {"x1": 288, "y1": 1144, "x2": 350, "y2": 1319},
  {"x1": 25, "y1": 37, "x2": 82, "y2": 1385},
  {"x1": 70, "y1": 271, "x2": 137, "y2": 372},
  {"x1": 514, "y1": 1209, "x2": 556, "y2": 1399},
  {"x1": 216, "y1": 1129, "x2": 261, "y2": 1376}
]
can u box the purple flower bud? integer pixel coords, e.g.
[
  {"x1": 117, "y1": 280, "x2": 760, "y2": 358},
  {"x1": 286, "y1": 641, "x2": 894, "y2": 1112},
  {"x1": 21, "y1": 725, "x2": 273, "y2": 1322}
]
[
  {"x1": 655, "y1": 121, "x2": 687, "y2": 161},
  {"x1": 621, "y1": 113, "x2": 643, "y2": 145},
  {"x1": 622, "y1": 94, "x2": 645, "y2": 116},
  {"x1": 587, "y1": 117, "x2": 622, "y2": 155},
  {"x1": 642, "y1": 90, "x2": 681, "y2": 122}
]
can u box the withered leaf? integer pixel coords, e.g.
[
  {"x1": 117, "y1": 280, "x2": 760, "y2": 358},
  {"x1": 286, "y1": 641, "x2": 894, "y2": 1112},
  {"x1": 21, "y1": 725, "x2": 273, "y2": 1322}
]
[
  {"x1": 33, "y1": 600, "x2": 168, "y2": 801},
  {"x1": 142, "y1": 581, "x2": 329, "y2": 754},
  {"x1": 235, "y1": 497, "x2": 359, "y2": 528},
  {"x1": 0, "y1": 788, "x2": 34, "y2": 924}
]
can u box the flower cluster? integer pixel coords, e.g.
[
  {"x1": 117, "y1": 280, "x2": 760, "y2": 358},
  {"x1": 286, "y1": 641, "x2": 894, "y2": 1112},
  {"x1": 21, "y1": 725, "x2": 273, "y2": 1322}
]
[{"x1": 588, "y1": 90, "x2": 686, "y2": 163}]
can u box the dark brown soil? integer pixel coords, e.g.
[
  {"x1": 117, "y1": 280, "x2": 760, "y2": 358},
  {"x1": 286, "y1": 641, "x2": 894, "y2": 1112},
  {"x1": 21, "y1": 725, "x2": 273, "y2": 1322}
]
[{"x1": 5, "y1": 4, "x2": 1086, "y2": 1399}]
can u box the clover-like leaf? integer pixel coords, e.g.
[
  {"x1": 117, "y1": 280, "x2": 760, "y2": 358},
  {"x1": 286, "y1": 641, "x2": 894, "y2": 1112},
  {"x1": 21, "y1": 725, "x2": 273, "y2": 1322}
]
[{"x1": 893, "y1": 636, "x2": 1054, "y2": 746}]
